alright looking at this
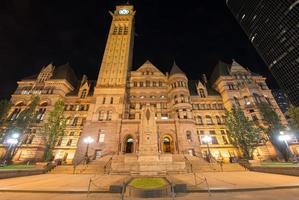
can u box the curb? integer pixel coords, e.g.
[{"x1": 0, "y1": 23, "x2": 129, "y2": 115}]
[
  {"x1": 188, "y1": 185, "x2": 299, "y2": 193},
  {"x1": 0, "y1": 190, "x2": 110, "y2": 194},
  {"x1": 1, "y1": 185, "x2": 299, "y2": 194}
]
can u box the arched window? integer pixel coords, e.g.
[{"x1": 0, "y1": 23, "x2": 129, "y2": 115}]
[
  {"x1": 66, "y1": 139, "x2": 72, "y2": 146},
  {"x1": 233, "y1": 96, "x2": 240, "y2": 106},
  {"x1": 195, "y1": 115, "x2": 203, "y2": 125},
  {"x1": 180, "y1": 94, "x2": 184, "y2": 103},
  {"x1": 80, "y1": 89, "x2": 87, "y2": 99},
  {"x1": 9, "y1": 108, "x2": 21, "y2": 121},
  {"x1": 27, "y1": 135, "x2": 35, "y2": 144},
  {"x1": 186, "y1": 131, "x2": 192, "y2": 142},
  {"x1": 253, "y1": 93, "x2": 261, "y2": 103},
  {"x1": 72, "y1": 117, "x2": 78, "y2": 126},
  {"x1": 36, "y1": 108, "x2": 46, "y2": 122},
  {"x1": 174, "y1": 95, "x2": 178, "y2": 104},
  {"x1": 206, "y1": 115, "x2": 213, "y2": 125},
  {"x1": 222, "y1": 115, "x2": 226, "y2": 123},
  {"x1": 56, "y1": 137, "x2": 63, "y2": 146},
  {"x1": 216, "y1": 116, "x2": 222, "y2": 125},
  {"x1": 99, "y1": 111, "x2": 105, "y2": 121}
]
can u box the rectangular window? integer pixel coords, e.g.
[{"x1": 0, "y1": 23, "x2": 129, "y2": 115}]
[
  {"x1": 211, "y1": 136, "x2": 218, "y2": 144},
  {"x1": 99, "y1": 133, "x2": 105, "y2": 143},
  {"x1": 209, "y1": 130, "x2": 216, "y2": 135},
  {"x1": 67, "y1": 139, "x2": 72, "y2": 146},
  {"x1": 222, "y1": 136, "x2": 229, "y2": 144},
  {"x1": 107, "y1": 111, "x2": 112, "y2": 121}
]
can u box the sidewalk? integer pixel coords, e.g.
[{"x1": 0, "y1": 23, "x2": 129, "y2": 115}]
[{"x1": 171, "y1": 172, "x2": 299, "y2": 191}]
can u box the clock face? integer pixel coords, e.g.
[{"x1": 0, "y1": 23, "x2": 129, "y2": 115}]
[{"x1": 119, "y1": 9, "x2": 129, "y2": 15}]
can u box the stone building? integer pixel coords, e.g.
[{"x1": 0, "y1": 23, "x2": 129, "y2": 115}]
[{"x1": 0, "y1": 4, "x2": 297, "y2": 168}]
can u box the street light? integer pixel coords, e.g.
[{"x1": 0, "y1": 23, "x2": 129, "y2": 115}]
[
  {"x1": 278, "y1": 131, "x2": 294, "y2": 161},
  {"x1": 202, "y1": 135, "x2": 212, "y2": 162},
  {"x1": 83, "y1": 136, "x2": 94, "y2": 164},
  {"x1": 2, "y1": 132, "x2": 20, "y2": 165}
]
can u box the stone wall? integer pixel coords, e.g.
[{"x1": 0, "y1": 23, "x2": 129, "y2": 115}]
[
  {"x1": 0, "y1": 169, "x2": 45, "y2": 179},
  {"x1": 250, "y1": 167, "x2": 299, "y2": 176}
]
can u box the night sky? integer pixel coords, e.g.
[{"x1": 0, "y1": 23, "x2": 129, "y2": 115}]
[{"x1": 0, "y1": 0, "x2": 277, "y2": 99}]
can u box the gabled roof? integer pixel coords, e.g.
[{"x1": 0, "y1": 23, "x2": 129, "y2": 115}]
[
  {"x1": 188, "y1": 80, "x2": 220, "y2": 96},
  {"x1": 230, "y1": 60, "x2": 249, "y2": 74},
  {"x1": 135, "y1": 60, "x2": 165, "y2": 75},
  {"x1": 50, "y1": 63, "x2": 78, "y2": 87},
  {"x1": 169, "y1": 61, "x2": 185, "y2": 76},
  {"x1": 21, "y1": 63, "x2": 78, "y2": 87},
  {"x1": 209, "y1": 61, "x2": 231, "y2": 84}
]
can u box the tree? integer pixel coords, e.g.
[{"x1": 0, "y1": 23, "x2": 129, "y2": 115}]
[
  {"x1": 0, "y1": 99, "x2": 11, "y2": 127},
  {"x1": 14, "y1": 96, "x2": 40, "y2": 133},
  {"x1": 257, "y1": 102, "x2": 288, "y2": 161},
  {"x1": 225, "y1": 106, "x2": 262, "y2": 160},
  {"x1": 288, "y1": 105, "x2": 299, "y2": 130},
  {"x1": 43, "y1": 100, "x2": 66, "y2": 162},
  {"x1": 4, "y1": 96, "x2": 40, "y2": 163}
]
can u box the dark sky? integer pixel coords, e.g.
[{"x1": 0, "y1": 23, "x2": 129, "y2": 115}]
[{"x1": 0, "y1": 0, "x2": 277, "y2": 99}]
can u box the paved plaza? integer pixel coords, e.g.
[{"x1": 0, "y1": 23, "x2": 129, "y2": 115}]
[
  {"x1": 1, "y1": 188, "x2": 299, "y2": 200},
  {"x1": 0, "y1": 172, "x2": 298, "y2": 193}
]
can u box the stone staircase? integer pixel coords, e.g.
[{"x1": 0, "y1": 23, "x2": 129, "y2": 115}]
[
  {"x1": 110, "y1": 154, "x2": 188, "y2": 175},
  {"x1": 50, "y1": 155, "x2": 112, "y2": 174},
  {"x1": 185, "y1": 155, "x2": 246, "y2": 172}
]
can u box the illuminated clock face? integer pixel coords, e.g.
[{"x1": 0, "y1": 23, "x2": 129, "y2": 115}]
[{"x1": 119, "y1": 9, "x2": 129, "y2": 15}]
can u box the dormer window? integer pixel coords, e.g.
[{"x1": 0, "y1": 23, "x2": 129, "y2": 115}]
[
  {"x1": 80, "y1": 89, "x2": 87, "y2": 99},
  {"x1": 199, "y1": 89, "x2": 206, "y2": 98}
]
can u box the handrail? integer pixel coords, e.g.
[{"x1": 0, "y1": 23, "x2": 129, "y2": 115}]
[
  {"x1": 165, "y1": 174, "x2": 176, "y2": 199},
  {"x1": 73, "y1": 155, "x2": 93, "y2": 174},
  {"x1": 120, "y1": 176, "x2": 132, "y2": 200},
  {"x1": 183, "y1": 155, "x2": 193, "y2": 173},
  {"x1": 104, "y1": 156, "x2": 113, "y2": 174},
  {"x1": 194, "y1": 173, "x2": 211, "y2": 196}
]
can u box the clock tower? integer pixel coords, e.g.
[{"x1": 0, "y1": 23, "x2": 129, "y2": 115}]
[
  {"x1": 74, "y1": 4, "x2": 135, "y2": 162},
  {"x1": 96, "y1": 5, "x2": 135, "y2": 87}
]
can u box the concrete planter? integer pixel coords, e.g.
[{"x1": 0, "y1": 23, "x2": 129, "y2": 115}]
[
  {"x1": 0, "y1": 163, "x2": 55, "y2": 179},
  {"x1": 250, "y1": 166, "x2": 299, "y2": 176},
  {"x1": 0, "y1": 169, "x2": 45, "y2": 179},
  {"x1": 126, "y1": 184, "x2": 172, "y2": 198}
]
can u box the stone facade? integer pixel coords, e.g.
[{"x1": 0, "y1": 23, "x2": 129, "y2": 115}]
[{"x1": 1, "y1": 4, "x2": 298, "y2": 165}]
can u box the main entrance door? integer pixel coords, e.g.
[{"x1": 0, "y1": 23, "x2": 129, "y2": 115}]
[
  {"x1": 124, "y1": 136, "x2": 134, "y2": 153},
  {"x1": 162, "y1": 136, "x2": 174, "y2": 153}
]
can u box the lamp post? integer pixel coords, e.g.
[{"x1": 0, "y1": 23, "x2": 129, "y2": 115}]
[
  {"x1": 83, "y1": 136, "x2": 94, "y2": 164},
  {"x1": 202, "y1": 135, "x2": 212, "y2": 163},
  {"x1": 278, "y1": 131, "x2": 294, "y2": 161},
  {"x1": 3, "y1": 132, "x2": 20, "y2": 164}
]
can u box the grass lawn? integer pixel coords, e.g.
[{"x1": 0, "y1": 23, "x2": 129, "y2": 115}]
[
  {"x1": 0, "y1": 165, "x2": 35, "y2": 170},
  {"x1": 129, "y1": 178, "x2": 167, "y2": 189},
  {"x1": 260, "y1": 162, "x2": 299, "y2": 167}
]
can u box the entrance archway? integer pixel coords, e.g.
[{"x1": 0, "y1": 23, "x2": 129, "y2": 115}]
[
  {"x1": 124, "y1": 136, "x2": 134, "y2": 154},
  {"x1": 162, "y1": 135, "x2": 174, "y2": 154}
]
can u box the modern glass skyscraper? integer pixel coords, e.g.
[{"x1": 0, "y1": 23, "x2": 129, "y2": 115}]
[{"x1": 226, "y1": 0, "x2": 299, "y2": 106}]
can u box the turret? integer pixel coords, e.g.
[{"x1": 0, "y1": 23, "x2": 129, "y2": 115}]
[{"x1": 168, "y1": 61, "x2": 192, "y2": 119}]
